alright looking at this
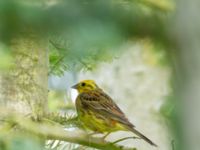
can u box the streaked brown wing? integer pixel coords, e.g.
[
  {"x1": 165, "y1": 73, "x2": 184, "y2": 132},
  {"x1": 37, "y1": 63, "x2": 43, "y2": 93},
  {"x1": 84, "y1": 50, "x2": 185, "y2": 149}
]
[{"x1": 79, "y1": 89, "x2": 134, "y2": 128}]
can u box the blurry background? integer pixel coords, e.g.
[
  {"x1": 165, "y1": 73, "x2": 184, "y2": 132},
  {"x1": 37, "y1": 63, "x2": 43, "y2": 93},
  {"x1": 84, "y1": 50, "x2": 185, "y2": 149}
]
[
  {"x1": 0, "y1": 0, "x2": 200, "y2": 150},
  {"x1": 49, "y1": 41, "x2": 172, "y2": 150}
]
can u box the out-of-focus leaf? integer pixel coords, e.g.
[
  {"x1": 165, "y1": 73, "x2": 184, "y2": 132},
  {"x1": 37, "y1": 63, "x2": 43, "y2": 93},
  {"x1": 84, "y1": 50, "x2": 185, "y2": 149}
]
[
  {"x1": 160, "y1": 95, "x2": 174, "y2": 118},
  {"x1": 0, "y1": 44, "x2": 13, "y2": 70},
  {"x1": 141, "y1": 39, "x2": 169, "y2": 66},
  {"x1": 0, "y1": 134, "x2": 43, "y2": 150}
]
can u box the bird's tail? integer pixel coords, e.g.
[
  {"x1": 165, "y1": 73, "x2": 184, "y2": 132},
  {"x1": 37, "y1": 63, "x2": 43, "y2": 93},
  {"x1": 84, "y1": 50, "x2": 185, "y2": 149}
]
[{"x1": 130, "y1": 128, "x2": 157, "y2": 147}]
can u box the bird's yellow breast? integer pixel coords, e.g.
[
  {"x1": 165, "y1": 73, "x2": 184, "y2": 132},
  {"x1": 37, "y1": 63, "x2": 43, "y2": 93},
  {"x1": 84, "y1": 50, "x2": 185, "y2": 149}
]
[{"x1": 77, "y1": 106, "x2": 126, "y2": 133}]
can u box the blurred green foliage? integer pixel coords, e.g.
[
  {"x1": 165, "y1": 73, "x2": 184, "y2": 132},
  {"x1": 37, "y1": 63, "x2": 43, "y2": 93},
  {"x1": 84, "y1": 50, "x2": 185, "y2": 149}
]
[
  {"x1": 0, "y1": 0, "x2": 172, "y2": 75},
  {"x1": 48, "y1": 91, "x2": 75, "y2": 111},
  {"x1": 160, "y1": 95, "x2": 174, "y2": 118},
  {"x1": 0, "y1": 133, "x2": 43, "y2": 150},
  {"x1": 0, "y1": 44, "x2": 13, "y2": 71},
  {"x1": 49, "y1": 32, "x2": 122, "y2": 75},
  {"x1": 0, "y1": 0, "x2": 176, "y2": 150}
]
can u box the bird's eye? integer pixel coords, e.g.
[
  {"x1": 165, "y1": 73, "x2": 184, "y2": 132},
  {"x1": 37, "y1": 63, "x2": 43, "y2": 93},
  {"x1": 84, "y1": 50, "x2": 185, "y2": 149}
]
[{"x1": 81, "y1": 82, "x2": 86, "y2": 86}]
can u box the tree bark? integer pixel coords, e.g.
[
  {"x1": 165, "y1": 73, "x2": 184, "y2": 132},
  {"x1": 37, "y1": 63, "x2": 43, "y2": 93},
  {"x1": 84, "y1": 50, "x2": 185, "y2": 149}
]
[{"x1": 0, "y1": 30, "x2": 48, "y2": 119}]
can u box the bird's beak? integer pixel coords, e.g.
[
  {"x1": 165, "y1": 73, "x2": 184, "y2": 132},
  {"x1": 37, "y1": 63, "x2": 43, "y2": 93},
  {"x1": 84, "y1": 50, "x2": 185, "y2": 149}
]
[{"x1": 71, "y1": 83, "x2": 78, "y2": 89}]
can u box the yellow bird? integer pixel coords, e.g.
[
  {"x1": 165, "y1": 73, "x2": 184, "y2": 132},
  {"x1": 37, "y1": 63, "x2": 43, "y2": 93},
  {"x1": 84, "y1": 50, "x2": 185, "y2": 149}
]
[{"x1": 72, "y1": 80, "x2": 157, "y2": 146}]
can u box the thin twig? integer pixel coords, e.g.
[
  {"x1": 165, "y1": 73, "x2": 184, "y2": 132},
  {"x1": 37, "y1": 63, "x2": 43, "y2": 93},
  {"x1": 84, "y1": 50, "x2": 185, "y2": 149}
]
[
  {"x1": 49, "y1": 40, "x2": 65, "y2": 50},
  {"x1": 49, "y1": 40, "x2": 66, "y2": 75},
  {"x1": 49, "y1": 55, "x2": 65, "y2": 75},
  {"x1": 112, "y1": 136, "x2": 141, "y2": 144}
]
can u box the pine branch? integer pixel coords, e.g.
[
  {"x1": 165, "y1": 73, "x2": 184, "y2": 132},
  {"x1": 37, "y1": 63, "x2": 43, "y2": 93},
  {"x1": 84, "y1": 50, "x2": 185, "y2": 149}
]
[
  {"x1": 0, "y1": 109, "x2": 137, "y2": 150},
  {"x1": 44, "y1": 112, "x2": 80, "y2": 127},
  {"x1": 17, "y1": 118, "x2": 136, "y2": 150}
]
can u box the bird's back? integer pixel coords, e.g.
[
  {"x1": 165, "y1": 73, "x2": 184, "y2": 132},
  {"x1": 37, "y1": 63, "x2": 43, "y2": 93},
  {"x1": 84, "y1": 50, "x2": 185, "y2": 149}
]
[{"x1": 75, "y1": 89, "x2": 134, "y2": 132}]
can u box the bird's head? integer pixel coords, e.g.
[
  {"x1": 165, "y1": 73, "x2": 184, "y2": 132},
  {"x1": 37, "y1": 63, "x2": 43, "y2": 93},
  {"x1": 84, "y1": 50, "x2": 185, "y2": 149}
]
[{"x1": 71, "y1": 80, "x2": 99, "y2": 93}]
